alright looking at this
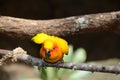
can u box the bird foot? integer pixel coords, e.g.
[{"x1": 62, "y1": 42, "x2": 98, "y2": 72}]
[
  {"x1": 39, "y1": 60, "x2": 64, "y2": 70},
  {"x1": 41, "y1": 59, "x2": 49, "y2": 69},
  {"x1": 54, "y1": 60, "x2": 64, "y2": 69}
]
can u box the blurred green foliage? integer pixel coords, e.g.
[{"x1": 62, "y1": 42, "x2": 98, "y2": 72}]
[{"x1": 35, "y1": 45, "x2": 91, "y2": 80}]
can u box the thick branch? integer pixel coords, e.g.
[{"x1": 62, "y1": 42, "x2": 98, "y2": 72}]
[
  {"x1": 0, "y1": 11, "x2": 120, "y2": 39},
  {"x1": 0, "y1": 47, "x2": 120, "y2": 74}
]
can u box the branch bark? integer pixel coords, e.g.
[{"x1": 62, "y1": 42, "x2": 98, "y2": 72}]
[
  {"x1": 0, "y1": 11, "x2": 120, "y2": 39},
  {"x1": 0, "y1": 47, "x2": 120, "y2": 74}
]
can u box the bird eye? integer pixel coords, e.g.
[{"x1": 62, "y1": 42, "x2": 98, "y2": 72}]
[{"x1": 53, "y1": 47, "x2": 55, "y2": 50}]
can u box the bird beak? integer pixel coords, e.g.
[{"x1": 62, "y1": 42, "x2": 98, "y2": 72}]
[{"x1": 45, "y1": 49, "x2": 50, "y2": 58}]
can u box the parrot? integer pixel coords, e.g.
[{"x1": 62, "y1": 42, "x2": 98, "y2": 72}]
[{"x1": 32, "y1": 33, "x2": 69, "y2": 63}]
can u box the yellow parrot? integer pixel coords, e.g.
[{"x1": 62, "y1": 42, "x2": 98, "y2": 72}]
[{"x1": 32, "y1": 33, "x2": 68, "y2": 63}]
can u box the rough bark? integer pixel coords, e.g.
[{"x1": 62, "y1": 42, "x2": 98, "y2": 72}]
[{"x1": 0, "y1": 11, "x2": 120, "y2": 40}]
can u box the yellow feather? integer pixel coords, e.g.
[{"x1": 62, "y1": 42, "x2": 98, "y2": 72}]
[
  {"x1": 58, "y1": 38, "x2": 68, "y2": 54},
  {"x1": 43, "y1": 40, "x2": 54, "y2": 50},
  {"x1": 32, "y1": 33, "x2": 68, "y2": 55},
  {"x1": 32, "y1": 33, "x2": 50, "y2": 44},
  {"x1": 50, "y1": 36, "x2": 68, "y2": 55}
]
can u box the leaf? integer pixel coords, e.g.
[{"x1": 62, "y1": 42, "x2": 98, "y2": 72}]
[
  {"x1": 64, "y1": 45, "x2": 73, "y2": 62},
  {"x1": 68, "y1": 71, "x2": 91, "y2": 80},
  {"x1": 57, "y1": 68, "x2": 68, "y2": 79},
  {"x1": 33, "y1": 66, "x2": 40, "y2": 75},
  {"x1": 72, "y1": 48, "x2": 87, "y2": 63},
  {"x1": 46, "y1": 68, "x2": 56, "y2": 80},
  {"x1": 40, "y1": 68, "x2": 47, "y2": 80}
]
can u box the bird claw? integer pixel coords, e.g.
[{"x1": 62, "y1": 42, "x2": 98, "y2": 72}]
[
  {"x1": 41, "y1": 59, "x2": 48, "y2": 69},
  {"x1": 54, "y1": 60, "x2": 64, "y2": 69},
  {"x1": 41, "y1": 59, "x2": 64, "y2": 69},
  {"x1": 37, "y1": 66, "x2": 41, "y2": 71}
]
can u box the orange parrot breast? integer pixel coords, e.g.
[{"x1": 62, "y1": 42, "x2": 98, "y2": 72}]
[{"x1": 40, "y1": 41, "x2": 64, "y2": 63}]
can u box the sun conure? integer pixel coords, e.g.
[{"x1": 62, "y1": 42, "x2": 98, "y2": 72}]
[{"x1": 32, "y1": 33, "x2": 68, "y2": 63}]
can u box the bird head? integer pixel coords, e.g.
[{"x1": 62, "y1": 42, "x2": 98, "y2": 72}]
[{"x1": 43, "y1": 39, "x2": 56, "y2": 58}]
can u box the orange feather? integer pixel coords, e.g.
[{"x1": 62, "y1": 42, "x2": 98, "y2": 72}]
[{"x1": 32, "y1": 33, "x2": 69, "y2": 63}]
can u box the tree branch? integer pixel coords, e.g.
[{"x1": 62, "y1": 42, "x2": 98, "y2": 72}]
[
  {"x1": 0, "y1": 47, "x2": 120, "y2": 74},
  {"x1": 0, "y1": 11, "x2": 120, "y2": 39}
]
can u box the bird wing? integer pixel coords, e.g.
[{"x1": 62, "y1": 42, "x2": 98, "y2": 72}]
[{"x1": 50, "y1": 36, "x2": 68, "y2": 55}]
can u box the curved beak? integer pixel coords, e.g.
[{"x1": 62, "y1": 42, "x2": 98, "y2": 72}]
[{"x1": 45, "y1": 49, "x2": 50, "y2": 58}]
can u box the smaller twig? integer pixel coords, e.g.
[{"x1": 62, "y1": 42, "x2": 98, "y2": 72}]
[
  {"x1": 0, "y1": 47, "x2": 27, "y2": 65},
  {"x1": 0, "y1": 47, "x2": 120, "y2": 74},
  {"x1": 0, "y1": 49, "x2": 11, "y2": 55}
]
